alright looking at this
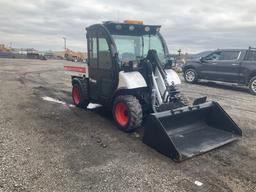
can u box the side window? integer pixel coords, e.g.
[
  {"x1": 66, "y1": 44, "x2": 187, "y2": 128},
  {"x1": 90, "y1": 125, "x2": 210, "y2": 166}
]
[
  {"x1": 88, "y1": 38, "x2": 93, "y2": 61},
  {"x1": 98, "y1": 38, "x2": 112, "y2": 69},
  {"x1": 219, "y1": 51, "x2": 240, "y2": 60},
  {"x1": 245, "y1": 50, "x2": 256, "y2": 61},
  {"x1": 92, "y1": 38, "x2": 97, "y2": 59},
  {"x1": 205, "y1": 52, "x2": 221, "y2": 60},
  {"x1": 90, "y1": 37, "x2": 98, "y2": 67}
]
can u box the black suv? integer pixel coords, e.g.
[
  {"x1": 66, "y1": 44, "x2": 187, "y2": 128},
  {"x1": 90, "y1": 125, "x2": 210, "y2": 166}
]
[{"x1": 183, "y1": 47, "x2": 256, "y2": 95}]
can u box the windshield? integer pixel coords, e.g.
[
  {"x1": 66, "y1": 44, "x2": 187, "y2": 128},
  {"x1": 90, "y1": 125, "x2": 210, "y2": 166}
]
[{"x1": 112, "y1": 34, "x2": 166, "y2": 64}]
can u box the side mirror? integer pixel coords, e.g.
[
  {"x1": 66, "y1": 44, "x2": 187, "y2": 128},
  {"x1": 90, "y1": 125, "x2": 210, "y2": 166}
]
[
  {"x1": 200, "y1": 57, "x2": 206, "y2": 63},
  {"x1": 165, "y1": 59, "x2": 173, "y2": 69}
]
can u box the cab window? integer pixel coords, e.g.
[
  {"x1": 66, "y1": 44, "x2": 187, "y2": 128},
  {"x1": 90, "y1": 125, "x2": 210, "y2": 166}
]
[
  {"x1": 143, "y1": 35, "x2": 165, "y2": 63},
  {"x1": 92, "y1": 38, "x2": 97, "y2": 59},
  {"x1": 89, "y1": 37, "x2": 98, "y2": 68},
  {"x1": 98, "y1": 38, "x2": 112, "y2": 69}
]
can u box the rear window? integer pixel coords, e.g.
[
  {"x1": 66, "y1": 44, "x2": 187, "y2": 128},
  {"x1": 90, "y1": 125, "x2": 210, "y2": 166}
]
[
  {"x1": 245, "y1": 50, "x2": 256, "y2": 61},
  {"x1": 219, "y1": 51, "x2": 240, "y2": 60}
]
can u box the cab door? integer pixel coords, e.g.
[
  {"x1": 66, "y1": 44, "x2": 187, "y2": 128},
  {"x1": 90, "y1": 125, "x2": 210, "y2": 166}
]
[
  {"x1": 97, "y1": 29, "x2": 117, "y2": 102},
  {"x1": 87, "y1": 26, "x2": 117, "y2": 104},
  {"x1": 87, "y1": 27, "x2": 99, "y2": 101}
]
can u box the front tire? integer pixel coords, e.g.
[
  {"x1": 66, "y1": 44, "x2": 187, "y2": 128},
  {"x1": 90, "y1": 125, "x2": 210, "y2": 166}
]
[
  {"x1": 249, "y1": 76, "x2": 256, "y2": 95},
  {"x1": 113, "y1": 95, "x2": 143, "y2": 132},
  {"x1": 184, "y1": 68, "x2": 198, "y2": 83}
]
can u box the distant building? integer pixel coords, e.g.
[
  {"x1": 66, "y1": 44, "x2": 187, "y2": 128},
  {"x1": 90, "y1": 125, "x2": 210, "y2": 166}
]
[{"x1": 44, "y1": 51, "x2": 55, "y2": 59}]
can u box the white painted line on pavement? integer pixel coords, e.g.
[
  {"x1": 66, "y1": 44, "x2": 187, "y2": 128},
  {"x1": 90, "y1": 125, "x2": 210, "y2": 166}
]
[
  {"x1": 194, "y1": 180, "x2": 203, "y2": 186},
  {"x1": 87, "y1": 103, "x2": 101, "y2": 109},
  {"x1": 42, "y1": 96, "x2": 66, "y2": 105},
  {"x1": 42, "y1": 96, "x2": 101, "y2": 109}
]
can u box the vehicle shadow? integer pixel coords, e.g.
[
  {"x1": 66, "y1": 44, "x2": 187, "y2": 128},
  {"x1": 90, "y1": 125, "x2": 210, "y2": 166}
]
[
  {"x1": 88, "y1": 104, "x2": 113, "y2": 121},
  {"x1": 88, "y1": 103, "x2": 145, "y2": 136},
  {"x1": 196, "y1": 81, "x2": 250, "y2": 94}
]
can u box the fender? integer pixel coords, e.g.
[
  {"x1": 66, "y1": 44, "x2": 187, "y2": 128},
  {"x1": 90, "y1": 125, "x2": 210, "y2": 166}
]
[
  {"x1": 165, "y1": 69, "x2": 181, "y2": 85},
  {"x1": 117, "y1": 71, "x2": 147, "y2": 89},
  {"x1": 72, "y1": 77, "x2": 83, "y2": 86}
]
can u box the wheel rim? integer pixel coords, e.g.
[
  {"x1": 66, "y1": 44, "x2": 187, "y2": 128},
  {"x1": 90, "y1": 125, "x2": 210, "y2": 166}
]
[
  {"x1": 186, "y1": 70, "x2": 195, "y2": 82},
  {"x1": 115, "y1": 103, "x2": 129, "y2": 126},
  {"x1": 252, "y1": 79, "x2": 256, "y2": 93},
  {"x1": 72, "y1": 87, "x2": 81, "y2": 105}
]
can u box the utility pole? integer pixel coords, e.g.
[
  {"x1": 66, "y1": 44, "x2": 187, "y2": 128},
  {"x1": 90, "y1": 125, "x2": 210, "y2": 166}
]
[
  {"x1": 62, "y1": 37, "x2": 67, "y2": 50},
  {"x1": 178, "y1": 49, "x2": 181, "y2": 56}
]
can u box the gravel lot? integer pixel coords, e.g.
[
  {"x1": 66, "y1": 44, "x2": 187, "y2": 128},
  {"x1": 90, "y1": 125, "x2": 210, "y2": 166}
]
[{"x1": 0, "y1": 58, "x2": 256, "y2": 192}]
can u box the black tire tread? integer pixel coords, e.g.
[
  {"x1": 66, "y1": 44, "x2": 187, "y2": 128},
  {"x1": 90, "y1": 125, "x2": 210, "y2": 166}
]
[
  {"x1": 73, "y1": 79, "x2": 89, "y2": 108},
  {"x1": 113, "y1": 95, "x2": 143, "y2": 132},
  {"x1": 249, "y1": 76, "x2": 256, "y2": 95},
  {"x1": 184, "y1": 68, "x2": 198, "y2": 83}
]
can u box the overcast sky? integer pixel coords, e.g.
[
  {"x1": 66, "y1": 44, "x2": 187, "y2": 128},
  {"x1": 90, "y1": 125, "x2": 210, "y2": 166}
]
[{"x1": 1, "y1": 0, "x2": 256, "y2": 53}]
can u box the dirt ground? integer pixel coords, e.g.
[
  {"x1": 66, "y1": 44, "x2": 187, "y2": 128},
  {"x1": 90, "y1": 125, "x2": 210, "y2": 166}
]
[{"x1": 0, "y1": 58, "x2": 256, "y2": 192}]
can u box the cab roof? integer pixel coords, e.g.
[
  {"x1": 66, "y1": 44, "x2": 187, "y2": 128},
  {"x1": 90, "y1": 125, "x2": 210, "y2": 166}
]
[{"x1": 102, "y1": 21, "x2": 161, "y2": 36}]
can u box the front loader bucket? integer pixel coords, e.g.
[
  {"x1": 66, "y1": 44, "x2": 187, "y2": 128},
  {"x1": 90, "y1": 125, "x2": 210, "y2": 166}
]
[{"x1": 143, "y1": 101, "x2": 242, "y2": 162}]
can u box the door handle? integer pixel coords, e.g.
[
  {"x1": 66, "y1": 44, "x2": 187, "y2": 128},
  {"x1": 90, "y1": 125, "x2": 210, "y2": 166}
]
[
  {"x1": 211, "y1": 63, "x2": 217, "y2": 65},
  {"x1": 232, "y1": 63, "x2": 238, "y2": 66}
]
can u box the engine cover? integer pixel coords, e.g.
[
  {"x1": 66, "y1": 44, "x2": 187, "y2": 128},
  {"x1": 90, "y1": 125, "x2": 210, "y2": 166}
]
[{"x1": 117, "y1": 71, "x2": 147, "y2": 89}]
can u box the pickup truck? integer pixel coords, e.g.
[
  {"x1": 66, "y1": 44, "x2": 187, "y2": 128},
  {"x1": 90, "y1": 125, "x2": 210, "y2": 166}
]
[{"x1": 182, "y1": 47, "x2": 256, "y2": 95}]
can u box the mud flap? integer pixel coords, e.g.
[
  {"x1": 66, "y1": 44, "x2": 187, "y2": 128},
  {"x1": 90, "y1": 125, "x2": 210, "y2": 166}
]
[{"x1": 143, "y1": 101, "x2": 242, "y2": 162}]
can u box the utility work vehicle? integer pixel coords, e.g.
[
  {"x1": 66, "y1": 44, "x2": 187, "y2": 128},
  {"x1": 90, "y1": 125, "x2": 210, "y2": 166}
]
[{"x1": 65, "y1": 20, "x2": 242, "y2": 162}]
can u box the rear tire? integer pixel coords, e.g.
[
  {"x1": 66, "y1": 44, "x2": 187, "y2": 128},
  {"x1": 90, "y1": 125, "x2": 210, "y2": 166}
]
[
  {"x1": 72, "y1": 81, "x2": 89, "y2": 108},
  {"x1": 113, "y1": 95, "x2": 143, "y2": 132},
  {"x1": 184, "y1": 68, "x2": 198, "y2": 83},
  {"x1": 249, "y1": 76, "x2": 256, "y2": 95}
]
